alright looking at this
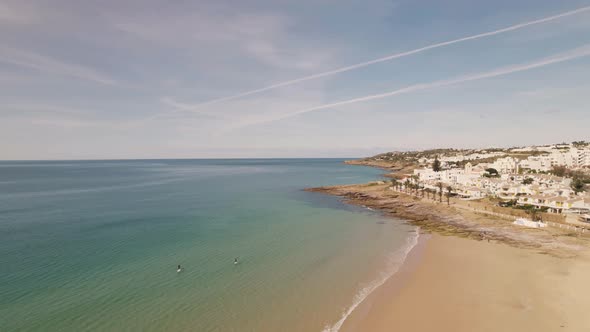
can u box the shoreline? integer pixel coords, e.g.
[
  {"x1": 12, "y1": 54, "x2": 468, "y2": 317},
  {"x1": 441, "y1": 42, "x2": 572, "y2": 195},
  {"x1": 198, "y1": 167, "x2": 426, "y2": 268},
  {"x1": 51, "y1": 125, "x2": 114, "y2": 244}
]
[
  {"x1": 321, "y1": 228, "x2": 421, "y2": 332},
  {"x1": 307, "y1": 179, "x2": 590, "y2": 331},
  {"x1": 341, "y1": 233, "x2": 590, "y2": 331},
  {"x1": 335, "y1": 231, "x2": 431, "y2": 332},
  {"x1": 306, "y1": 183, "x2": 589, "y2": 257}
]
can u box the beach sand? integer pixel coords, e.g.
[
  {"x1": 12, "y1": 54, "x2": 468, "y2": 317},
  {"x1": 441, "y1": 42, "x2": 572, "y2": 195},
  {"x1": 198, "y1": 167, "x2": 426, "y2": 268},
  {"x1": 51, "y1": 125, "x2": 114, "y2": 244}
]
[
  {"x1": 340, "y1": 234, "x2": 590, "y2": 332},
  {"x1": 308, "y1": 183, "x2": 590, "y2": 331}
]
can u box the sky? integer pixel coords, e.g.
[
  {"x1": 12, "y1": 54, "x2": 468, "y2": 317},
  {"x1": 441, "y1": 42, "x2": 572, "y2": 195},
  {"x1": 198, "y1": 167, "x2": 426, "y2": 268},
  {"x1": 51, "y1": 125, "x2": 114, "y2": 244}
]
[{"x1": 1, "y1": 0, "x2": 590, "y2": 159}]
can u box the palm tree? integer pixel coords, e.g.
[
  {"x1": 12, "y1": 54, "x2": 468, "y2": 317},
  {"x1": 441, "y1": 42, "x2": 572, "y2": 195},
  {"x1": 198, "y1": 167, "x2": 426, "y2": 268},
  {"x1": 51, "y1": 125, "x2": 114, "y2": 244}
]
[
  {"x1": 433, "y1": 157, "x2": 441, "y2": 172},
  {"x1": 408, "y1": 175, "x2": 417, "y2": 195},
  {"x1": 404, "y1": 179, "x2": 411, "y2": 193},
  {"x1": 391, "y1": 179, "x2": 399, "y2": 191},
  {"x1": 446, "y1": 186, "x2": 453, "y2": 205},
  {"x1": 437, "y1": 182, "x2": 443, "y2": 203}
]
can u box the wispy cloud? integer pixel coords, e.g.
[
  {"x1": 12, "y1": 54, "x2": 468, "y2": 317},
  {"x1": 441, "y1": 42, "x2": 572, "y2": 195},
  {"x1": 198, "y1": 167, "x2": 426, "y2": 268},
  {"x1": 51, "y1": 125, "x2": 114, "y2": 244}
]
[
  {"x1": 0, "y1": 47, "x2": 118, "y2": 86},
  {"x1": 233, "y1": 45, "x2": 590, "y2": 129},
  {"x1": 174, "y1": 4, "x2": 590, "y2": 111},
  {"x1": 0, "y1": 2, "x2": 38, "y2": 25},
  {"x1": 159, "y1": 98, "x2": 223, "y2": 119},
  {"x1": 0, "y1": 103, "x2": 88, "y2": 116},
  {"x1": 0, "y1": 103, "x2": 114, "y2": 128},
  {"x1": 112, "y1": 7, "x2": 331, "y2": 72}
]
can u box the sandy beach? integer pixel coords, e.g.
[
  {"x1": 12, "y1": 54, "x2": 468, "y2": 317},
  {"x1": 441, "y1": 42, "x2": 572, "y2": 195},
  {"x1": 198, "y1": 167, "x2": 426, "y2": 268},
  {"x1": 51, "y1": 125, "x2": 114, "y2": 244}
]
[
  {"x1": 308, "y1": 182, "x2": 590, "y2": 332},
  {"x1": 341, "y1": 234, "x2": 590, "y2": 331}
]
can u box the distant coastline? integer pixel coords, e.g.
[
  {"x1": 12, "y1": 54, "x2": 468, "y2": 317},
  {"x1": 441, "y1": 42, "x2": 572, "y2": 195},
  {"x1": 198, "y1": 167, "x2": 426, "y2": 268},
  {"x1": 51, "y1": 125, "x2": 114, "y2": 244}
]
[{"x1": 306, "y1": 154, "x2": 590, "y2": 331}]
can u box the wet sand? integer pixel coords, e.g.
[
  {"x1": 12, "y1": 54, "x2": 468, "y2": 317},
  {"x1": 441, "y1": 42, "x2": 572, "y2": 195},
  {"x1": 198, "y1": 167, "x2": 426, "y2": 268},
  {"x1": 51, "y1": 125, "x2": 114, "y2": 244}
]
[
  {"x1": 341, "y1": 234, "x2": 590, "y2": 332},
  {"x1": 307, "y1": 182, "x2": 590, "y2": 332}
]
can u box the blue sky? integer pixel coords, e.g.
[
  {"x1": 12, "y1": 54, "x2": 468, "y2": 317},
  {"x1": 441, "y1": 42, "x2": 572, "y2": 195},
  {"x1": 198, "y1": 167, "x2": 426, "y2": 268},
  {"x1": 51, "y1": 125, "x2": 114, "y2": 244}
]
[{"x1": 1, "y1": 0, "x2": 590, "y2": 159}]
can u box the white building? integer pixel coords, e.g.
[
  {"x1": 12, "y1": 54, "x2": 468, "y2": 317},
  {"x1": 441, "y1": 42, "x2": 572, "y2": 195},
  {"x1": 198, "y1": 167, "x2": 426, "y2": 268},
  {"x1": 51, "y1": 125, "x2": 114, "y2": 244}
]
[
  {"x1": 406, "y1": 143, "x2": 588, "y2": 205},
  {"x1": 511, "y1": 144, "x2": 590, "y2": 172},
  {"x1": 413, "y1": 162, "x2": 483, "y2": 186},
  {"x1": 518, "y1": 156, "x2": 552, "y2": 172},
  {"x1": 517, "y1": 195, "x2": 590, "y2": 214},
  {"x1": 489, "y1": 157, "x2": 519, "y2": 174}
]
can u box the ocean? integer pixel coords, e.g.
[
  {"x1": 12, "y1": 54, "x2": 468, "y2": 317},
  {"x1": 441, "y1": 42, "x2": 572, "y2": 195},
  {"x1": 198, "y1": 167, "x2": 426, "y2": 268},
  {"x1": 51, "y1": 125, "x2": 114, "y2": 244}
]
[{"x1": 0, "y1": 159, "x2": 417, "y2": 331}]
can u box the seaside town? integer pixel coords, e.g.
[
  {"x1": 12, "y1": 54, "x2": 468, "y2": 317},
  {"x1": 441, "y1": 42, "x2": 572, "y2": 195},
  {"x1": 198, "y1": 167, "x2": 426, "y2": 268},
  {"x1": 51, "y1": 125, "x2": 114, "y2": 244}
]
[{"x1": 357, "y1": 141, "x2": 590, "y2": 225}]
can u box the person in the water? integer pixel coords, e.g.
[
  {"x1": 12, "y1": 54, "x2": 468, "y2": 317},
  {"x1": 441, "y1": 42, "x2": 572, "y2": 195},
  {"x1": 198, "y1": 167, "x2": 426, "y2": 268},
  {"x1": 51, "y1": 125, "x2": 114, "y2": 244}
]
[
  {"x1": 234, "y1": 258, "x2": 238, "y2": 265},
  {"x1": 177, "y1": 264, "x2": 182, "y2": 272}
]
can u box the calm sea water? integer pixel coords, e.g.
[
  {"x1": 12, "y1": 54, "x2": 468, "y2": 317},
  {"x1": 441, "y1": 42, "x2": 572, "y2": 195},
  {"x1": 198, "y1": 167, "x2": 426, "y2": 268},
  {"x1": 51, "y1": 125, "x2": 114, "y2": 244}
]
[{"x1": 0, "y1": 159, "x2": 417, "y2": 332}]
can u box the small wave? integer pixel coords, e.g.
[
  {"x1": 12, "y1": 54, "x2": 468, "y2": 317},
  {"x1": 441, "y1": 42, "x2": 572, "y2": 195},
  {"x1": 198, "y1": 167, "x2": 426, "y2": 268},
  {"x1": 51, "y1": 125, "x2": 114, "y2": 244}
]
[{"x1": 322, "y1": 229, "x2": 420, "y2": 332}]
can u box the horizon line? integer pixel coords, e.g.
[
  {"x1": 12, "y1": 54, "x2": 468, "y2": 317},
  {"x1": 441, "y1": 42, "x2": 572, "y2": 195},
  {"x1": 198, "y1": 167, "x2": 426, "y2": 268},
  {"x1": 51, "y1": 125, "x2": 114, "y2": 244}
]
[{"x1": 3, "y1": 139, "x2": 588, "y2": 162}]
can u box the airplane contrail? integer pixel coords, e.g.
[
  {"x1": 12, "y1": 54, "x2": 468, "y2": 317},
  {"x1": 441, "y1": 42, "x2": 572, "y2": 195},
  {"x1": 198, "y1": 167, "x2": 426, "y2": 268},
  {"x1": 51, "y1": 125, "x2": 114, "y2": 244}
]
[
  {"x1": 180, "y1": 5, "x2": 590, "y2": 110},
  {"x1": 231, "y1": 45, "x2": 590, "y2": 129}
]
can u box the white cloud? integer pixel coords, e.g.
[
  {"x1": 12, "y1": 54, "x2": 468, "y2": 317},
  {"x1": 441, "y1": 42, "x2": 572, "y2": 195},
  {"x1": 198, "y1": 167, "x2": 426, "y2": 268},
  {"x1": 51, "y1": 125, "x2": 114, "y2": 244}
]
[
  {"x1": 0, "y1": 47, "x2": 119, "y2": 86},
  {"x1": 244, "y1": 40, "x2": 332, "y2": 70},
  {"x1": 158, "y1": 97, "x2": 223, "y2": 119},
  {"x1": 232, "y1": 44, "x2": 590, "y2": 128},
  {"x1": 174, "y1": 4, "x2": 590, "y2": 110},
  {"x1": 1, "y1": 1, "x2": 589, "y2": 159},
  {"x1": 110, "y1": 3, "x2": 334, "y2": 82},
  {"x1": 0, "y1": 102, "x2": 146, "y2": 130},
  {"x1": 0, "y1": 103, "x2": 88, "y2": 116},
  {"x1": 0, "y1": 2, "x2": 38, "y2": 25}
]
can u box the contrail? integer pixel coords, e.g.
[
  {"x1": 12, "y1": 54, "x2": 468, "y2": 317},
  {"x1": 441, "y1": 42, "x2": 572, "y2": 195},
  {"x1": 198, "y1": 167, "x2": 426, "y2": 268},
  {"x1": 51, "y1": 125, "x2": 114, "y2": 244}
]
[
  {"x1": 232, "y1": 45, "x2": 590, "y2": 128},
  {"x1": 181, "y1": 5, "x2": 590, "y2": 110}
]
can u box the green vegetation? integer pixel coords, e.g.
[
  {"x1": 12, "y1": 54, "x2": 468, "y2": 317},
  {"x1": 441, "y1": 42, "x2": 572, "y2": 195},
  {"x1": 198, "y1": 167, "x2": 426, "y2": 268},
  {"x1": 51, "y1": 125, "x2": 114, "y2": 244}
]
[
  {"x1": 498, "y1": 199, "x2": 517, "y2": 207},
  {"x1": 551, "y1": 166, "x2": 567, "y2": 177},
  {"x1": 485, "y1": 168, "x2": 498, "y2": 175},
  {"x1": 525, "y1": 169, "x2": 548, "y2": 174},
  {"x1": 500, "y1": 201, "x2": 549, "y2": 219},
  {"x1": 391, "y1": 178, "x2": 399, "y2": 190},
  {"x1": 549, "y1": 167, "x2": 590, "y2": 192},
  {"x1": 361, "y1": 148, "x2": 486, "y2": 164},
  {"x1": 432, "y1": 157, "x2": 441, "y2": 172},
  {"x1": 571, "y1": 178, "x2": 586, "y2": 193},
  {"x1": 572, "y1": 141, "x2": 589, "y2": 147},
  {"x1": 522, "y1": 177, "x2": 534, "y2": 185},
  {"x1": 483, "y1": 168, "x2": 499, "y2": 178}
]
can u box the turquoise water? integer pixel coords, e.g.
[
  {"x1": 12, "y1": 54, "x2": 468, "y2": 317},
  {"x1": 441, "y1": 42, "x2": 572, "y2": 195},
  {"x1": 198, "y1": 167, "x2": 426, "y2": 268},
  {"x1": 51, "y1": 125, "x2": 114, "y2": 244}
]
[{"x1": 0, "y1": 159, "x2": 416, "y2": 331}]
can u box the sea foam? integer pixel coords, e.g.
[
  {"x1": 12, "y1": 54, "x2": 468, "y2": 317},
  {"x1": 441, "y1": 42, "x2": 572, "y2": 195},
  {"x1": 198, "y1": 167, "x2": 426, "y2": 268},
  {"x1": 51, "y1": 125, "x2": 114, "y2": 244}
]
[{"x1": 322, "y1": 228, "x2": 420, "y2": 332}]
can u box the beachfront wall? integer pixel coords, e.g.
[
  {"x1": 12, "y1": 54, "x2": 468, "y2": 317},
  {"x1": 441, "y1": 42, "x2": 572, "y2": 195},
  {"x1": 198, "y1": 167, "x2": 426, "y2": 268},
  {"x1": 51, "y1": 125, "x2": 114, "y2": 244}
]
[
  {"x1": 465, "y1": 200, "x2": 566, "y2": 223},
  {"x1": 517, "y1": 196, "x2": 587, "y2": 214}
]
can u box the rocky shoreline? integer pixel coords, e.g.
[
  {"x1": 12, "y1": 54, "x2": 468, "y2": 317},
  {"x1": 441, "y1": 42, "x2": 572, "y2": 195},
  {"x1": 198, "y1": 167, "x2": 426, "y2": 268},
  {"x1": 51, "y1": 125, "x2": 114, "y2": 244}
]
[
  {"x1": 344, "y1": 160, "x2": 416, "y2": 178},
  {"x1": 306, "y1": 183, "x2": 589, "y2": 257}
]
